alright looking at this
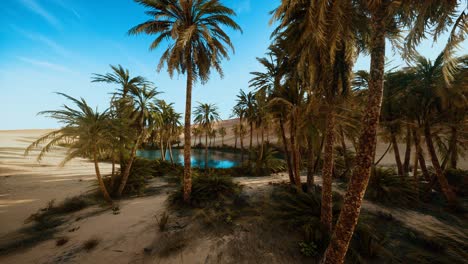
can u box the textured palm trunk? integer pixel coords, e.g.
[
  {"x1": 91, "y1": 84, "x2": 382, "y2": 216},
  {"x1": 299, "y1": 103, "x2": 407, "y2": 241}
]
[
  {"x1": 249, "y1": 122, "x2": 253, "y2": 164},
  {"x1": 239, "y1": 117, "x2": 244, "y2": 162},
  {"x1": 314, "y1": 135, "x2": 325, "y2": 175},
  {"x1": 323, "y1": 10, "x2": 386, "y2": 263},
  {"x1": 280, "y1": 117, "x2": 295, "y2": 185},
  {"x1": 205, "y1": 131, "x2": 209, "y2": 171},
  {"x1": 259, "y1": 124, "x2": 265, "y2": 161},
  {"x1": 306, "y1": 139, "x2": 315, "y2": 192},
  {"x1": 93, "y1": 148, "x2": 112, "y2": 203},
  {"x1": 290, "y1": 114, "x2": 302, "y2": 190},
  {"x1": 234, "y1": 134, "x2": 237, "y2": 149},
  {"x1": 168, "y1": 141, "x2": 174, "y2": 165},
  {"x1": 160, "y1": 138, "x2": 165, "y2": 161},
  {"x1": 339, "y1": 126, "x2": 350, "y2": 178},
  {"x1": 390, "y1": 131, "x2": 404, "y2": 176},
  {"x1": 443, "y1": 126, "x2": 458, "y2": 169},
  {"x1": 183, "y1": 59, "x2": 193, "y2": 203},
  {"x1": 403, "y1": 125, "x2": 412, "y2": 174},
  {"x1": 412, "y1": 129, "x2": 431, "y2": 182},
  {"x1": 321, "y1": 110, "x2": 335, "y2": 233},
  {"x1": 423, "y1": 124, "x2": 457, "y2": 205},
  {"x1": 117, "y1": 133, "x2": 142, "y2": 197}
]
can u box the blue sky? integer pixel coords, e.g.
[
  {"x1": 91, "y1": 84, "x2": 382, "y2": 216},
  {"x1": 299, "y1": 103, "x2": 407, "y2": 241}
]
[{"x1": 0, "y1": 0, "x2": 466, "y2": 130}]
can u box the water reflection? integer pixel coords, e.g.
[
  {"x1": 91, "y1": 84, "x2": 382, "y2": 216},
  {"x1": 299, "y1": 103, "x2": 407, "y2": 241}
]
[{"x1": 137, "y1": 149, "x2": 242, "y2": 169}]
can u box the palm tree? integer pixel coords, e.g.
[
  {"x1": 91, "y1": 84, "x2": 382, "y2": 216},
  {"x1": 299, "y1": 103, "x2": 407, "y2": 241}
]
[
  {"x1": 218, "y1": 127, "x2": 227, "y2": 146},
  {"x1": 25, "y1": 93, "x2": 113, "y2": 203},
  {"x1": 117, "y1": 85, "x2": 159, "y2": 196},
  {"x1": 321, "y1": 2, "x2": 460, "y2": 262},
  {"x1": 232, "y1": 103, "x2": 246, "y2": 161},
  {"x1": 232, "y1": 125, "x2": 239, "y2": 149},
  {"x1": 193, "y1": 103, "x2": 221, "y2": 170},
  {"x1": 236, "y1": 90, "x2": 257, "y2": 161},
  {"x1": 129, "y1": 0, "x2": 241, "y2": 202},
  {"x1": 92, "y1": 65, "x2": 151, "y2": 180}
]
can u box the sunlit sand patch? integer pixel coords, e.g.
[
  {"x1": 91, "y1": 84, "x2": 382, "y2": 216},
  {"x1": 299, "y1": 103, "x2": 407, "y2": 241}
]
[{"x1": 0, "y1": 199, "x2": 37, "y2": 208}]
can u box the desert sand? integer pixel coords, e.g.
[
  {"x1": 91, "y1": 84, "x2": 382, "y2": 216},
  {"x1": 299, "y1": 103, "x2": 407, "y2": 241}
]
[{"x1": 0, "y1": 128, "x2": 467, "y2": 263}]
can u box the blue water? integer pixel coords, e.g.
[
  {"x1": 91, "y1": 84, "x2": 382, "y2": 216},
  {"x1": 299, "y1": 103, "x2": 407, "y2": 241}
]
[{"x1": 137, "y1": 149, "x2": 242, "y2": 169}]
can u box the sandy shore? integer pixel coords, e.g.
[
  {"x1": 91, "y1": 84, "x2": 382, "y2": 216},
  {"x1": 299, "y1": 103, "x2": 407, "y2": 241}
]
[{"x1": 0, "y1": 129, "x2": 466, "y2": 263}]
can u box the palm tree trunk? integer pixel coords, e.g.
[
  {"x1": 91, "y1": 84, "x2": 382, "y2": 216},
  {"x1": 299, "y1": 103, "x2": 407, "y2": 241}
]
[
  {"x1": 160, "y1": 138, "x2": 165, "y2": 161},
  {"x1": 423, "y1": 124, "x2": 457, "y2": 205},
  {"x1": 249, "y1": 122, "x2": 253, "y2": 164},
  {"x1": 390, "y1": 131, "x2": 404, "y2": 176},
  {"x1": 290, "y1": 113, "x2": 301, "y2": 190},
  {"x1": 306, "y1": 138, "x2": 314, "y2": 192},
  {"x1": 205, "y1": 131, "x2": 209, "y2": 171},
  {"x1": 323, "y1": 10, "x2": 386, "y2": 263},
  {"x1": 168, "y1": 141, "x2": 174, "y2": 165},
  {"x1": 313, "y1": 135, "x2": 325, "y2": 175},
  {"x1": 117, "y1": 133, "x2": 142, "y2": 197},
  {"x1": 240, "y1": 120, "x2": 244, "y2": 162},
  {"x1": 450, "y1": 126, "x2": 458, "y2": 169},
  {"x1": 339, "y1": 126, "x2": 350, "y2": 178},
  {"x1": 413, "y1": 128, "x2": 431, "y2": 182},
  {"x1": 321, "y1": 110, "x2": 335, "y2": 233},
  {"x1": 280, "y1": 117, "x2": 295, "y2": 185},
  {"x1": 182, "y1": 58, "x2": 193, "y2": 203},
  {"x1": 403, "y1": 125, "x2": 412, "y2": 174},
  {"x1": 93, "y1": 150, "x2": 112, "y2": 203},
  {"x1": 259, "y1": 124, "x2": 265, "y2": 161},
  {"x1": 234, "y1": 134, "x2": 238, "y2": 149}
]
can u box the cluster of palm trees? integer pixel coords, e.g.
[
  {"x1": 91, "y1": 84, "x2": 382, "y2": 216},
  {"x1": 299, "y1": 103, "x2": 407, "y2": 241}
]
[
  {"x1": 27, "y1": 0, "x2": 466, "y2": 262},
  {"x1": 26, "y1": 65, "x2": 183, "y2": 203},
  {"x1": 128, "y1": 0, "x2": 466, "y2": 262}
]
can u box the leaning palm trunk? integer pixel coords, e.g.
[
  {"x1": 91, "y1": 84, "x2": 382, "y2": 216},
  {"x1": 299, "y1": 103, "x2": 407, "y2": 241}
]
[
  {"x1": 93, "y1": 148, "x2": 112, "y2": 203},
  {"x1": 183, "y1": 58, "x2": 193, "y2": 203},
  {"x1": 160, "y1": 138, "x2": 165, "y2": 161},
  {"x1": 423, "y1": 124, "x2": 457, "y2": 205},
  {"x1": 290, "y1": 114, "x2": 301, "y2": 190},
  {"x1": 321, "y1": 110, "x2": 335, "y2": 233},
  {"x1": 168, "y1": 140, "x2": 174, "y2": 165},
  {"x1": 323, "y1": 11, "x2": 386, "y2": 263},
  {"x1": 403, "y1": 125, "x2": 412, "y2": 174},
  {"x1": 117, "y1": 134, "x2": 142, "y2": 197},
  {"x1": 390, "y1": 131, "x2": 404, "y2": 176},
  {"x1": 413, "y1": 129, "x2": 431, "y2": 182},
  {"x1": 442, "y1": 126, "x2": 458, "y2": 169},
  {"x1": 280, "y1": 117, "x2": 295, "y2": 185},
  {"x1": 259, "y1": 124, "x2": 265, "y2": 161}
]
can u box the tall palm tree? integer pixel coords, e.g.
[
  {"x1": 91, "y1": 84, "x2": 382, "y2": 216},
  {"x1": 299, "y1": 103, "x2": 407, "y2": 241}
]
[
  {"x1": 25, "y1": 93, "x2": 113, "y2": 203},
  {"x1": 193, "y1": 102, "x2": 221, "y2": 170},
  {"x1": 232, "y1": 103, "x2": 246, "y2": 161},
  {"x1": 218, "y1": 127, "x2": 227, "y2": 146},
  {"x1": 236, "y1": 90, "x2": 257, "y2": 160},
  {"x1": 321, "y1": 2, "x2": 460, "y2": 263},
  {"x1": 129, "y1": 0, "x2": 241, "y2": 202}
]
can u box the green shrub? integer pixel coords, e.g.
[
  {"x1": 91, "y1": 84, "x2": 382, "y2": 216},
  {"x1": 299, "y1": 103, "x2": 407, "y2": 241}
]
[
  {"x1": 365, "y1": 167, "x2": 418, "y2": 207},
  {"x1": 155, "y1": 211, "x2": 170, "y2": 231},
  {"x1": 169, "y1": 175, "x2": 242, "y2": 207},
  {"x1": 444, "y1": 169, "x2": 468, "y2": 196}
]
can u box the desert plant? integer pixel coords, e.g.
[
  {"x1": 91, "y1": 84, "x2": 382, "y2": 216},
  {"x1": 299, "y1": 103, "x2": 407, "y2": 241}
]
[
  {"x1": 365, "y1": 167, "x2": 418, "y2": 207},
  {"x1": 155, "y1": 211, "x2": 170, "y2": 232},
  {"x1": 82, "y1": 238, "x2": 100, "y2": 251}
]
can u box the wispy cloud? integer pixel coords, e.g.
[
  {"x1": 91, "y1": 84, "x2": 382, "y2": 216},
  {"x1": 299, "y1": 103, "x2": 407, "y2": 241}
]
[
  {"x1": 19, "y1": 0, "x2": 62, "y2": 30},
  {"x1": 235, "y1": 0, "x2": 251, "y2": 14},
  {"x1": 51, "y1": 0, "x2": 81, "y2": 20},
  {"x1": 11, "y1": 25, "x2": 71, "y2": 57},
  {"x1": 18, "y1": 56, "x2": 75, "y2": 74}
]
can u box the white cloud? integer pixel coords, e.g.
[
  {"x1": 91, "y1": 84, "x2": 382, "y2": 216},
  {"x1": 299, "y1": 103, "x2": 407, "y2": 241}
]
[
  {"x1": 19, "y1": 0, "x2": 62, "y2": 30},
  {"x1": 17, "y1": 56, "x2": 75, "y2": 74},
  {"x1": 11, "y1": 25, "x2": 71, "y2": 57},
  {"x1": 51, "y1": 0, "x2": 81, "y2": 20}
]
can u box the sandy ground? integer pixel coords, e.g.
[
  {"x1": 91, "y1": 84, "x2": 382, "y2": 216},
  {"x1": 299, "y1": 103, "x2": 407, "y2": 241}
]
[{"x1": 0, "y1": 128, "x2": 467, "y2": 263}]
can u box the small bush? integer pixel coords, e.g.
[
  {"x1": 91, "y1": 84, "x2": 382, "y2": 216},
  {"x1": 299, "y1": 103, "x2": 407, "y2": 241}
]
[
  {"x1": 299, "y1": 241, "x2": 318, "y2": 257},
  {"x1": 56, "y1": 237, "x2": 69, "y2": 246},
  {"x1": 169, "y1": 175, "x2": 241, "y2": 208},
  {"x1": 26, "y1": 196, "x2": 93, "y2": 224},
  {"x1": 82, "y1": 238, "x2": 100, "y2": 251},
  {"x1": 365, "y1": 167, "x2": 418, "y2": 207},
  {"x1": 156, "y1": 211, "x2": 170, "y2": 231},
  {"x1": 444, "y1": 169, "x2": 468, "y2": 196},
  {"x1": 154, "y1": 232, "x2": 187, "y2": 257}
]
